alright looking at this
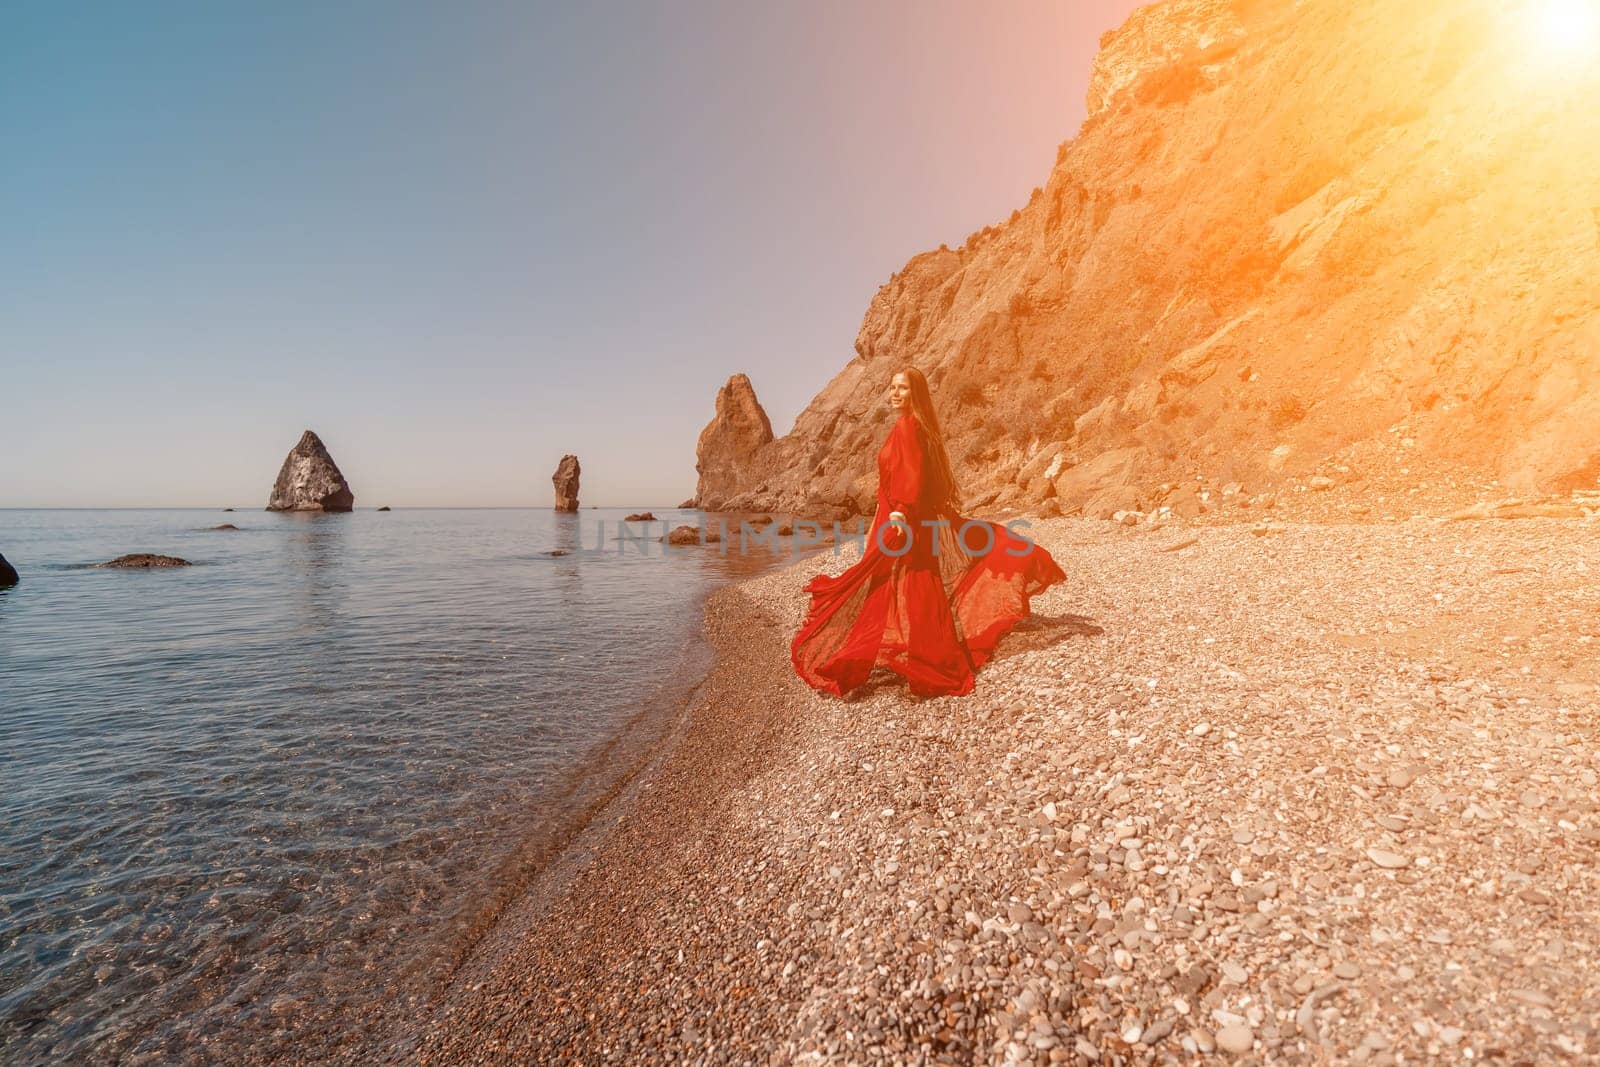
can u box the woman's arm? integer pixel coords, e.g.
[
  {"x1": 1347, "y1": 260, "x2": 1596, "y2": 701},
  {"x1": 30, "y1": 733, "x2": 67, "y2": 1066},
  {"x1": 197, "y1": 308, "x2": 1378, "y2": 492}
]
[{"x1": 884, "y1": 417, "x2": 925, "y2": 524}]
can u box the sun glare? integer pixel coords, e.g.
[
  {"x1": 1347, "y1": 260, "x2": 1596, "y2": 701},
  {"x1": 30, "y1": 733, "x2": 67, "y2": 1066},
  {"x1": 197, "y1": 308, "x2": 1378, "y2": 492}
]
[{"x1": 1530, "y1": 0, "x2": 1600, "y2": 58}]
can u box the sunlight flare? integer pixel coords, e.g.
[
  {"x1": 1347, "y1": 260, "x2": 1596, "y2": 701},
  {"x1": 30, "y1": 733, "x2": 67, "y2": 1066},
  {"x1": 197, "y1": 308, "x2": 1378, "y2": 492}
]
[{"x1": 1529, "y1": 0, "x2": 1600, "y2": 61}]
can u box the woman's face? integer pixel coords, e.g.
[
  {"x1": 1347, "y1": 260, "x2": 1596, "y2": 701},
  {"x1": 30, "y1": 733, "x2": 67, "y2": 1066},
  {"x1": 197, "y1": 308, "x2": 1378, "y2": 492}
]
[{"x1": 889, "y1": 373, "x2": 912, "y2": 412}]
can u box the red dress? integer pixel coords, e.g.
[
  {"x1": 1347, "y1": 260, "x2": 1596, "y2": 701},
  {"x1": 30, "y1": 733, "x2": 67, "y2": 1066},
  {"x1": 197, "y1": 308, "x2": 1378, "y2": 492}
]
[{"x1": 790, "y1": 412, "x2": 1067, "y2": 698}]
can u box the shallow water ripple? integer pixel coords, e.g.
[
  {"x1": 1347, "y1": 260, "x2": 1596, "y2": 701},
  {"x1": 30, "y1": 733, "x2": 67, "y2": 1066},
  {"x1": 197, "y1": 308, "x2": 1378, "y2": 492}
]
[{"x1": 0, "y1": 507, "x2": 803, "y2": 1064}]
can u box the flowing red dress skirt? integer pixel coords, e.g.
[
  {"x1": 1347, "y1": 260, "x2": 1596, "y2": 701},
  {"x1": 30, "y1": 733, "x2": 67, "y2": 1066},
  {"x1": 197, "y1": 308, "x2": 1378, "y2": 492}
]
[{"x1": 790, "y1": 413, "x2": 1067, "y2": 698}]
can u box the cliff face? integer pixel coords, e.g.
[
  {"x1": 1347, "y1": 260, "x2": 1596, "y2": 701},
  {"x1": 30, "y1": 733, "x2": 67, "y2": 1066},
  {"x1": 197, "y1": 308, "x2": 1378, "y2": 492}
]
[{"x1": 707, "y1": 0, "x2": 1600, "y2": 519}]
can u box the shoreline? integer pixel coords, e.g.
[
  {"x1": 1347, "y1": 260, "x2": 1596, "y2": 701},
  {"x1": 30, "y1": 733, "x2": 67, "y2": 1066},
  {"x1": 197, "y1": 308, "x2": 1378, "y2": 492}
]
[
  {"x1": 297, "y1": 545, "x2": 778, "y2": 1065},
  {"x1": 358, "y1": 545, "x2": 825, "y2": 1064},
  {"x1": 352, "y1": 509, "x2": 1599, "y2": 1065},
  {"x1": 410, "y1": 614, "x2": 720, "y2": 989}
]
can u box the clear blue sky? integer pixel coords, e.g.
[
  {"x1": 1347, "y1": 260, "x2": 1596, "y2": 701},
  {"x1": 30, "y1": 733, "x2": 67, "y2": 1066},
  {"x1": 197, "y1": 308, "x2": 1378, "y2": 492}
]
[{"x1": 1, "y1": 0, "x2": 1143, "y2": 507}]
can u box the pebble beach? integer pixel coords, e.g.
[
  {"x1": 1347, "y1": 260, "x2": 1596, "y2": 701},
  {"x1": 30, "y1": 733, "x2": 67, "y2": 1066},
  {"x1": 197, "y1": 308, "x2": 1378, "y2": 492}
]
[{"x1": 365, "y1": 502, "x2": 1600, "y2": 1066}]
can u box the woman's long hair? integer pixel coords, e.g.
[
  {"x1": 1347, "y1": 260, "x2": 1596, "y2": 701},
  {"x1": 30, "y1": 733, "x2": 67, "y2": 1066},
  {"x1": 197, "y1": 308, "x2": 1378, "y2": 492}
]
[{"x1": 895, "y1": 365, "x2": 962, "y2": 511}]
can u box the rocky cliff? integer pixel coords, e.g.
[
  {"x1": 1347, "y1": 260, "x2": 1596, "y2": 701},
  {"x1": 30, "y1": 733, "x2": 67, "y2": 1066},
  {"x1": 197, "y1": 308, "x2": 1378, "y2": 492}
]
[{"x1": 699, "y1": 0, "x2": 1600, "y2": 520}]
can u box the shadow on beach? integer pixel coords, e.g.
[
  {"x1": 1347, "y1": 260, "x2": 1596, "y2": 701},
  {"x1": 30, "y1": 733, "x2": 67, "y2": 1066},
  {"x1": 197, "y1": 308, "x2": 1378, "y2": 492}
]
[
  {"x1": 988, "y1": 611, "x2": 1102, "y2": 659},
  {"x1": 841, "y1": 611, "x2": 1102, "y2": 702}
]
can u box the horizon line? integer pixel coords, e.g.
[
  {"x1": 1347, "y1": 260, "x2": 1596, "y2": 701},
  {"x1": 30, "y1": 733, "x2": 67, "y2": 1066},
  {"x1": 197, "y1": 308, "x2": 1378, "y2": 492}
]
[{"x1": 0, "y1": 504, "x2": 702, "y2": 512}]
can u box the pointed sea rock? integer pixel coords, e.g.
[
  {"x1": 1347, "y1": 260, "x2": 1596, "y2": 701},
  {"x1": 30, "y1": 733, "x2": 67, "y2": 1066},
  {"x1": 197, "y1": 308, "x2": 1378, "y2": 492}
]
[
  {"x1": 267, "y1": 430, "x2": 355, "y2": 512},
  {"x1": 553, "y1": 455, "x2": 580, "y2": 512}
]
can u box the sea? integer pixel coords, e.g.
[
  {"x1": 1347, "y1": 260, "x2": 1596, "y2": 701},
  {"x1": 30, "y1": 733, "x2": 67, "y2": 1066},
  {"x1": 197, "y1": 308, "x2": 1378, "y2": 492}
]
[{"x1": 0, "y1": 506, "x2": 823, "y2": 1065}]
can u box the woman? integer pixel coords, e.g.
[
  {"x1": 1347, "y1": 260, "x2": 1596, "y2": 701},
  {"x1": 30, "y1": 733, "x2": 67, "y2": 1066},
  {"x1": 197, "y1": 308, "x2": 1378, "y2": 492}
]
[{"x1": 790, "y1": 366, "x2": 1067, "y2": 698}]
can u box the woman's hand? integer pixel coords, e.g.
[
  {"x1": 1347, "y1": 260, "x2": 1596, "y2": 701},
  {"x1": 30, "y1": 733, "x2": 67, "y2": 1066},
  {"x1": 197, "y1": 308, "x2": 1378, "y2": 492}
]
[{"x1": 883, "y1": 511, "x2": 909, "y2": 552}]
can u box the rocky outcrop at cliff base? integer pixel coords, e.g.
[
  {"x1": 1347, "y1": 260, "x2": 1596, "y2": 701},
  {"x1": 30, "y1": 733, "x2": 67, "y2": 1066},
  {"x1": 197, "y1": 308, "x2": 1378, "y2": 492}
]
[{"x1": 690, "y1": 374, "x2": 774, "y2": 511}]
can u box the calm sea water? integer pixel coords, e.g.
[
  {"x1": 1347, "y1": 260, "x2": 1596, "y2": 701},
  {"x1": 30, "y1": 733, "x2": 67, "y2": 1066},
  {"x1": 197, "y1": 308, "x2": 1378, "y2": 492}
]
[{"x1": 0, "y1": 507, "x2": 815, "y2": 1065}]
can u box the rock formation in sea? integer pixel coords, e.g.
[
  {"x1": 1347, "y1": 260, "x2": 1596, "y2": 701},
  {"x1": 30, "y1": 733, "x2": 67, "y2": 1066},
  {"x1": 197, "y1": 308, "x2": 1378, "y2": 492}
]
[
  {"x1": 94, "y1": 554, "x2": 191, "y2": 568},
  {"x1": 661, "y1": 524, "x2": 721, "y2": 546},
  {"x1": 624, "y1": 512, "x2": 656, "y2": 522},
  {"x1": 377, "y1": 506, "x2": 392, "y2": 512},
  {"x1": 0, "y1": 553, "x2": 17, "y2": 587},
  {"x1": 553, "y1": 455, "x2": 581, "y2": 512},
  {"x1": 689, "y1": 374, "x2": 774, "y2": 512},
  {"x1": 689, "y1": 0, "x2": 1600, "y2": 519},
  {"x1": 267, "y1": 430, "x2": 355, "y2": 512}
]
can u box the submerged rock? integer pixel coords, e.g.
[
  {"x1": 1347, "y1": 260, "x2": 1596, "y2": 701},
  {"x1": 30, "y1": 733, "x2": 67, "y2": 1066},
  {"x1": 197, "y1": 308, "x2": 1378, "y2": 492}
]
[
  {"x1": 377, "y1": 506, "x2": 392, "y2": 512},
  {"x1": 0, "y1": 553, "x2": 17, "y2": 586},
  {"x1": 95, "y1": 554, "x2": 191, "y2": 569},
  {"x1": 661, "y1": 524, "x2": 723, "y2": 546},
  {"x1": 553, "y1": 455, "x2": 581, "y2": 512},
  {"x1": 267, "y1": 430, "x2": 354, "y2": 512},
  {"x1": 207, "y1": 524, "x2": 240, "y2": 531},
  {"x1": 623, "y1": 511, "x2": 656, "y2": 522}
]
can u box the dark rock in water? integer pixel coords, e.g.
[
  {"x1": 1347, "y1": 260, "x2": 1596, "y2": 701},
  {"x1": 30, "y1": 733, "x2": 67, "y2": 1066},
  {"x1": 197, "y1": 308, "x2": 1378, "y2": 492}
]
[
  {"x1": 553, "y1": 455, "x2": 580, "y2": 512},
  {"x1": 377, "y1": 506, "x2": 392, "y2": 512},
  {"x1": 546, "y1": 548, "x2": 570, "y2": 557},
  {"x1": 267, "y1": 430, "x2": 355, "y2": 512},
  {"x1": 207, "y1": 524, "x2": 240, "y2": 531},
  {"x1": 223, "y1": 508, "x2": 235, "y2": 512},
  {"x1": 661, "y1": 525, "x2": 721, "y2": 546},
  {"x1": 95, "y1": 554, "x2": 191, "y2": 569},
  {"x1": 0, "y1": 553, "x2": 18, "y2": 587},
  {"x1": 623, "y1": 512, "x2": 656, "y2": 522}
]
